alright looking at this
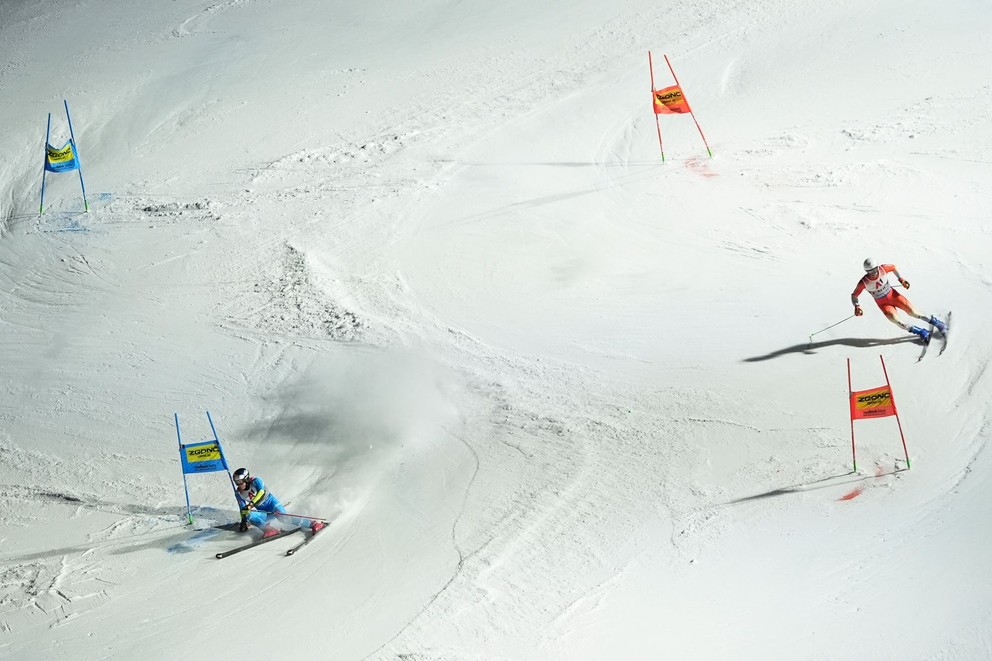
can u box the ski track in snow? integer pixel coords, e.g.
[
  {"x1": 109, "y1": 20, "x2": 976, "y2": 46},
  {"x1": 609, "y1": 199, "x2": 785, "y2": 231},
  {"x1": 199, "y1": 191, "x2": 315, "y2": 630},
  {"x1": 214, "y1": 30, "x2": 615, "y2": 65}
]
[{"x1": 1, "y1": 0, "x2": 992, "y2": 658}]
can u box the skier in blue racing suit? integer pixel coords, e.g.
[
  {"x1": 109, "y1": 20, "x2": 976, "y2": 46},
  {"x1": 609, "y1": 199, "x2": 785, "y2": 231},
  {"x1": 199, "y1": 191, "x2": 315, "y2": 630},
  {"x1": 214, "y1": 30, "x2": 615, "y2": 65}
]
[{"x1": 233, "y1": 467, "x2": 324, "y2": 537}]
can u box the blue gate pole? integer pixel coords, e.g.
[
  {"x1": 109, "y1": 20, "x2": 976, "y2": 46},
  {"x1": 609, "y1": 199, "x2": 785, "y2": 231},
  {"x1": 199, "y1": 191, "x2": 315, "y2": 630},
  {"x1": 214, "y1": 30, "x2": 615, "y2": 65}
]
[
  {"x1": 63, "y1": 100, "x2": 89, "y2": 212},
  {"x1": 40, "y1": 113, "x2": 51, "y2": 215},
  {"x1": 176, "y1": 413, "x2": 194, "y2": 525},
  {"x1": 206, "y1": 411, "x2": 241, "y2": 505}
]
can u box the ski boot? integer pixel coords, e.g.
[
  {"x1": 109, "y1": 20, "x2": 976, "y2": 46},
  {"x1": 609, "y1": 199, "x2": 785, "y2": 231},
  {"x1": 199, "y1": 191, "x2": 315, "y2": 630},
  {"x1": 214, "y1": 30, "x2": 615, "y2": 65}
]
[
  {"x1": 929, "y1": 315, "x2": 947, "y2": 333},
  {"x1": 909, "y1": 325, "x2": 931, "y2": 343},
  {"x1": 261, "y1": 526, "x2": 281, "y2": 539},
  {"x1": 310, "y1": 520, "x2": 326, "y2": 534}
]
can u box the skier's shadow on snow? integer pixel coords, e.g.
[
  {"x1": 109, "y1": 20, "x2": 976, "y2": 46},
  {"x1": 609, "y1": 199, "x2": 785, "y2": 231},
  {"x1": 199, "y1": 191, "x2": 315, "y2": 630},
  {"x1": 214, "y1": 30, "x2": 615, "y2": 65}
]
[
  {"x1": 4, "y1": 521, "x2": 240, "y2": 563},
  {"x1": 742, "y1": 336, "x2": 918, "y2": 362},
  {"x1": 723, "y1": 468, "x2": 905, "y2": 505}
]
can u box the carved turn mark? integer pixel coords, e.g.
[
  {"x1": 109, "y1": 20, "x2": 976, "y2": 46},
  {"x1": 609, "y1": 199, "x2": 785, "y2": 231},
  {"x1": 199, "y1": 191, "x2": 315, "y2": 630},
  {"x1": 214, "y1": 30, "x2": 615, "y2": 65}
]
[
  {"x1": 172, "y1": 0, "x2": 259, "y2": 38},
  {"x1": 839, "y1": 465, "x2": 885, "y2": 501},
  {"x1": 686, "y1": 157, "x2": 718, "y2": 178},
  {"x1": 838, "y1": 486, "x2": 864, "y2": 501}
]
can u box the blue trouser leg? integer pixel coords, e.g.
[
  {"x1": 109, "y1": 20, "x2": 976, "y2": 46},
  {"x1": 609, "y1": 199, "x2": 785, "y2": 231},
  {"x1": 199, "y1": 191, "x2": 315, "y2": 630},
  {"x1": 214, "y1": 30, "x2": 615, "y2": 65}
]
[
  {"x1": 268, "y1": 498, "x2": 311, "y2": 529},
  {"x1": 247, "y1": 499, "x2": 285, "y2": 529},
  {"x1": 248, "y1": 499, "x2": 310, "y2": 530},
  {"x1": 246, "y1": 509, "x2": 271, "y2": 528}
]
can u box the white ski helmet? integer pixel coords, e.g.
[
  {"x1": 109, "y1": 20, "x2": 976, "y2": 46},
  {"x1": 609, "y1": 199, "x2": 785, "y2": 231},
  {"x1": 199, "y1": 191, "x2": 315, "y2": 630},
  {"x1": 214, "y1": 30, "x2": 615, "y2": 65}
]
[
  {"x1": 863, "y1": 257, "x2": 877, "y2": 272},
  {"x1": 233, "y1": 467, "x2": 250, "y2": 486}
]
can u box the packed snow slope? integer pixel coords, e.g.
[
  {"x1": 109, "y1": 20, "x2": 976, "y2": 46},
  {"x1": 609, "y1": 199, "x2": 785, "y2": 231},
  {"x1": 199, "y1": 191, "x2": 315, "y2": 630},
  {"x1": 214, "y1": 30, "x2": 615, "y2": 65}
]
[{"x1": 2, "y1": 0, "x2": 991, "y2": 659}]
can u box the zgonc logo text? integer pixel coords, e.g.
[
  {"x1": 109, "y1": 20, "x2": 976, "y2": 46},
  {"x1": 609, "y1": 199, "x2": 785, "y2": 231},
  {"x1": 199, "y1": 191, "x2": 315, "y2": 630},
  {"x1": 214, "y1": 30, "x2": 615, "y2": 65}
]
[{"x1": 857, "y1": 392, "x2": 891, "y2": 405}]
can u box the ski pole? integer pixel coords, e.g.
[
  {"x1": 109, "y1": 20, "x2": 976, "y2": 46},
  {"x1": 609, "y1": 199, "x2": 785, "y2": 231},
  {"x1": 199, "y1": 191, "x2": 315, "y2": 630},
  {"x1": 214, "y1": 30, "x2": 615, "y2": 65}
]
[
  {"x1": 271, "y1": 510, "x2": 328, "y2": 522},
  {"x1": 808, "y1": 315, "x2": 855, "y2": 344}
]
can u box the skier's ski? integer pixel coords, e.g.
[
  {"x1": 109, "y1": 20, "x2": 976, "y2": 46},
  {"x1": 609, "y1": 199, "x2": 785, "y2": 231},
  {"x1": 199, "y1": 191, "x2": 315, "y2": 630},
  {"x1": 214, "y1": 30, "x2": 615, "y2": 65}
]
[
  {"x1": 286, "y1": 522, "x2": 329, "y2": 556},
  {"x1": 938, "y1": 310, "x2": 952, "y2": 356},
  {"x1": 215, "y1": 528, "x2": 301, "y2": 559}
]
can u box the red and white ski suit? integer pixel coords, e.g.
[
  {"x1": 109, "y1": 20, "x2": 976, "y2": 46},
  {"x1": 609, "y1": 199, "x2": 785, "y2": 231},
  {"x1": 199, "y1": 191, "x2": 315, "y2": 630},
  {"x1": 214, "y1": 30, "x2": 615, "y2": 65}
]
[{"x1": 851, "y1": 263, "x2": 925, "y2": 330}]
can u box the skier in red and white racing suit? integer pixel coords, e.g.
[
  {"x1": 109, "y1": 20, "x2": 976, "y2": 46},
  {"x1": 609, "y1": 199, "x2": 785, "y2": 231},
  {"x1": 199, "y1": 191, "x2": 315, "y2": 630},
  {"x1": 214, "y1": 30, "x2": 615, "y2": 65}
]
[{"x1": 851, "y1": 258, "x2": 946, "y2": 343}]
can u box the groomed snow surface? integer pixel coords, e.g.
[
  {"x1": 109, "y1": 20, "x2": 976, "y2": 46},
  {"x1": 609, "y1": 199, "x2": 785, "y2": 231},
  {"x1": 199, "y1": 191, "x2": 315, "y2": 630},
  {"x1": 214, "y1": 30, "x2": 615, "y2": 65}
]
[{"x1": 2, "y1": 0, "x2": 991, "y2": 658}]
